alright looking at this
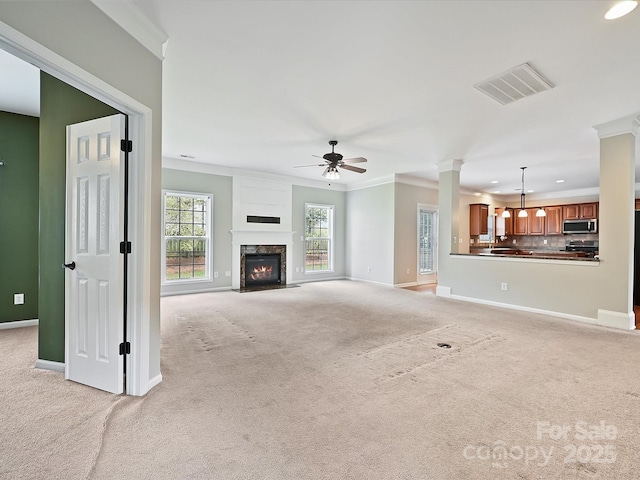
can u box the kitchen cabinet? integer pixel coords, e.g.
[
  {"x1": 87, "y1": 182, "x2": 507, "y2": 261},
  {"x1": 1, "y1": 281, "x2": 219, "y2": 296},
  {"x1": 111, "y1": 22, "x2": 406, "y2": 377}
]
[
  {"x1": 563, "y1": 202, "x2": 598, "y2": 220},
  {"x1": 495, "y1": 208, "x2": 513, "y2": 237},
  {"x1": 513, "y1": 209, "x2": 544, "y2": 235},
  {"x1": 545, "y1": 206, "x2": 563, "y2": 235},
  {"x1": 514, "y1": 211, "x2": 528, "y2": 235},
  {"x1": 469, "y1": 203, "x2": 489, "y2": 236},
  {"x1": 527, "y1": 208, "x2": 545, "y2": 235}
]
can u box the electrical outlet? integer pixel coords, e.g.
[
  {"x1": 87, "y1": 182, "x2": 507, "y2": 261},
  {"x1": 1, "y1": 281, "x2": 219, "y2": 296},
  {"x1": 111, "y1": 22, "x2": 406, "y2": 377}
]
[
  {"x1": 501, "y1": 283, "x2": 508, "y2": 291},
  {"x1": 543, "y1": 239, "x2": 548, "y2": 245},
  {"x1": 225, "y1": 271, "x2": 231, "y2": 277},
  {"x1": 367, "y1": 266, "x2": 371, "y2": 273},
  {"x1": 513, "y1": 239, "x2": 517, "y2": 244},
  {"x1": 470, "y1": 238, "x2": 474, "y2": 244},
  {"x1": 406, "y1": 268, "x2": 410, "y2": 274},
  {"x1": 214, "y1": 271, "x2": 219, "y2": 278},
  {"x1": 14, "y1": 293, "x2": 24, "y2": 305},
  {"x1": 300, "y1": 235, "x2": 304, "y2": 242}
]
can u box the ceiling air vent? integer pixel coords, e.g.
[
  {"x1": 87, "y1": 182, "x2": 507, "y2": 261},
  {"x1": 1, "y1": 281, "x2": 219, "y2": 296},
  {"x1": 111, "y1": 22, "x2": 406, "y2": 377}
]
[{"x1": 474, "y1": 63, "x2": 554, "y2": 105}]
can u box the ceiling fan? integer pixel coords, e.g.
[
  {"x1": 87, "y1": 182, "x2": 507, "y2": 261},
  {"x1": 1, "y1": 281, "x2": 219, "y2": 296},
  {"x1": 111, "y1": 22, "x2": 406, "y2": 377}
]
[{"x1": 295, "y1": 140, "x2": 367, "y2": 180}]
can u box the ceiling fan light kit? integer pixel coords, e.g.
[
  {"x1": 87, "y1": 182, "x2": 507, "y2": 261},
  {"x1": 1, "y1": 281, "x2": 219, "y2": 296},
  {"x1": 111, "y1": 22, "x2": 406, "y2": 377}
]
[{"x1": 295, "y1": 140, "x2": 367, "y2": 180}]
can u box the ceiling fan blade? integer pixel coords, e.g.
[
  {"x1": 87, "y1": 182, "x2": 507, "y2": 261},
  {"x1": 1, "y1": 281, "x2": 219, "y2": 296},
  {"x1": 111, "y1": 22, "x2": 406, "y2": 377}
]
[
  {"x1": 294, "y1": 163, "x2": 326, "y2": 168},
  {"x1": 342, "y1": 157, "x2": 367, "y2": 164},
  {"x1": 341, "y1": 164, "x2": 366, "y2": 174},
  {"x1": 322, "y1": 166, "x2": 329, "y2": 177}
]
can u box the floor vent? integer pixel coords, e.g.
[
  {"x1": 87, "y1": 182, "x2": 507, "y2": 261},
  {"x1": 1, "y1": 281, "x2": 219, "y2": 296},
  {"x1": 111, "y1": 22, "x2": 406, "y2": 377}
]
[{"x1": 474, "y1": 63, "x2": 554, "y2": 105}]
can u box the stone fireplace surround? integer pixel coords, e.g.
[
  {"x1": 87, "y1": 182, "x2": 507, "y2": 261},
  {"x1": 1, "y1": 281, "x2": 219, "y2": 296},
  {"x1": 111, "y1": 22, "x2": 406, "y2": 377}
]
[
  {"x1": 240, "y1": 244, "x2": 286, "y2": 289},
  {"x1": 230, "y1": 230, "x2": 294, "y2": 290}
]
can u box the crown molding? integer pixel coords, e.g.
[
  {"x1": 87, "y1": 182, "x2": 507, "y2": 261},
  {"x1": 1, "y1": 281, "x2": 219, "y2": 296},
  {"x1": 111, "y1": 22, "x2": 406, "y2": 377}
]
[
  {"x1": 345, "y1": 174, "x2": 396, "y2": 191},
  {"x1": 437, "y1": 158, "x2": 464, "y2": 173},
  {"x1": 394, "y1": 174, "x2": 439, "y2": 190},
  {"x1": 593, "y1": 114, "x2": 640, "y2": 139},
  {"x1": 90, "y1": 0, "x2": 168, "y2": 60},
  {"x1": 162, "y1": 157, "x2": 347, "y2": 191}
]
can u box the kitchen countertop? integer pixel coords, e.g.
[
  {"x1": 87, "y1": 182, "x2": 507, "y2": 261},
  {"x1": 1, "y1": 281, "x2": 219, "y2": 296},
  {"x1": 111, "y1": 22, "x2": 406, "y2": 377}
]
[{"x1": 459, "y1": 249, "x2": 599, "y2": 262}]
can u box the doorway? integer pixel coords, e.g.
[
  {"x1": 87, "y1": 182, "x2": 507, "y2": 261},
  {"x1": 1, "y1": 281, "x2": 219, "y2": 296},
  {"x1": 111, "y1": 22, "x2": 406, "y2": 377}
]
[
  {"x1": 0, "y1": 24, "x2": 156, "y2": 395},
  {"x1": 418, "y1": 205, "x2": 438, "y2": 285}
]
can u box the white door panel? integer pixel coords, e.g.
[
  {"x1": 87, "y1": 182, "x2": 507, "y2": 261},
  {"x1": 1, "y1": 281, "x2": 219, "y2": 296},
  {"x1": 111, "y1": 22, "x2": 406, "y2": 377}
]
[{"x1": 65, "y1": 114, "x2": 125, "y2": 394}]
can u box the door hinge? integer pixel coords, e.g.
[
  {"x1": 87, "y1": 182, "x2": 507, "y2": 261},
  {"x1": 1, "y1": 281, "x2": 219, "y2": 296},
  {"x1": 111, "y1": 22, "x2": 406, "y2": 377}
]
[
  {"x1": 119, "y1": 342, "x2": 131, "y2": 355},
  {"x1": 120, "y1": 241, "x2": 132, "y2": 254},
  {"x1": 120, "y1": 139, "x2": 133, "y2": 153}
]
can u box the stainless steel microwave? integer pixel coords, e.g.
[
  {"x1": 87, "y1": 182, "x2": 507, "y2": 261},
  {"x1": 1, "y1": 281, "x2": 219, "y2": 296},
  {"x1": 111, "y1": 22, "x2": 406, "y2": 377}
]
[{"x1": 563, "y1": 219, "x2": 597, "y2": 234}]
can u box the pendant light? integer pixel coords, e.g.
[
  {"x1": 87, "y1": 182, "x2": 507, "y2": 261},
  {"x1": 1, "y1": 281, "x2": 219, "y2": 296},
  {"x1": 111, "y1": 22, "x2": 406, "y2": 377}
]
[{"x1": 518, "y1": 167, "x2": 528, "y2": 218}]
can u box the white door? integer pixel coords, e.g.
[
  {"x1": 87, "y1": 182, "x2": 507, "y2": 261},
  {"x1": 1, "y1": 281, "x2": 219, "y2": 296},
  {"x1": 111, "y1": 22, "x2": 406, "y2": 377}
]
[
  {"x1": 418, "y1": 206, "x2": 438, "y2": 285},
  {"x1": 65, "y1": 114, "x2": 126, "y2": 394}
]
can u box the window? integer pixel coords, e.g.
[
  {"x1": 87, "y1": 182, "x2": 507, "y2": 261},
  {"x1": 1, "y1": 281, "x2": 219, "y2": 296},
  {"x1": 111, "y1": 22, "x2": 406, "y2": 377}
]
[
  {"x1": 163, "y1": 191, "x2": 212, "y2": 282},
  {"x1": 305, "y1": 204, "x2": 334, "y2": 272},
  {"x1": 419, "y1": 208, "x2": 437, "y2": 274}
]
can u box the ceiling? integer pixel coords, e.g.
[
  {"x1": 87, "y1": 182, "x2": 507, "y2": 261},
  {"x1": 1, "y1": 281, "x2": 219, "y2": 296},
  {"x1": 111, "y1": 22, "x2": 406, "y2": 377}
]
[
  {"x1": 3, "y1": 1, "x2": 640, "y2": 198},
  {"x1": 0, "y1": 48, "x2": 39, "y2": 117}
]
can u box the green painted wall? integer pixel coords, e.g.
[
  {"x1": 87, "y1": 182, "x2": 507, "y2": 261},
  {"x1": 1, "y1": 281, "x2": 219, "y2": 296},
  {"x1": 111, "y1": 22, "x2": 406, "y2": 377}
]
[
  {"x1": 38, "y1": 72, "x2": 119, "y2": 362},
  {"x1": 0, "y1": 111, "x2": 39, "y2": 323}
]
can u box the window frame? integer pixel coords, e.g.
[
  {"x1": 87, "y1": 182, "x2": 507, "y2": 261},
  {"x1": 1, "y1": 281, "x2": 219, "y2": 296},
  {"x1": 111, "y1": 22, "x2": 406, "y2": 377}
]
[
  {"x1": 161, "y1": 190, "x2": 213, "y2": 284},
  {"x1": 304, "y1": 203, "x2": 335, "y2": 274}
]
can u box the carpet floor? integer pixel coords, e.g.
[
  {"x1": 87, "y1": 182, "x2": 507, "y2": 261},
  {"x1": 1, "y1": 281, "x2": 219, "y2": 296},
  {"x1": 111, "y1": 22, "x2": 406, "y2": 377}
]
[{"x1": 1, "y1": 279, "x2": 639, "y2": 479}]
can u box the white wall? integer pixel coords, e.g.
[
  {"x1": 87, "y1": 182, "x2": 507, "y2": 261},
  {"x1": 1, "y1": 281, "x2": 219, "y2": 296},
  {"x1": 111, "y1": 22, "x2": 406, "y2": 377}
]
[{"x1": 346, "y1": 182, "x2": 395, "y2": 285}]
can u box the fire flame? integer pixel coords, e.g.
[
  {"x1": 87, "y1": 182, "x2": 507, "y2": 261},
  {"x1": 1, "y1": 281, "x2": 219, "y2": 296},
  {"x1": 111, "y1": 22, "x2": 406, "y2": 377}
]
[{"x1": 250, "y1": 265, "x2": 273, "y2": 280}]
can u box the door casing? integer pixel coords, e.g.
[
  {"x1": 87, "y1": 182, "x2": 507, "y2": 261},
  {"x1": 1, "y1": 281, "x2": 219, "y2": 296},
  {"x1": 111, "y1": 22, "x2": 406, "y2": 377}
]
[{"x1": 0, "y1": 22, "x2": 158, "y2": 395}]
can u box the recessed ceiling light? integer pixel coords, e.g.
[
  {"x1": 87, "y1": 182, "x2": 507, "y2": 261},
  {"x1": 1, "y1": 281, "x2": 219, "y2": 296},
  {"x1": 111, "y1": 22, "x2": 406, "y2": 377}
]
[
  {"x1": 493, "y1": 190, "x2": 501, "y2": 194},
  {"x1": 556, "y1": 179, "x2": 565, "y2": 183},
  {"x1": 491, "y1": 180, "x2": 499, "y2": 184},
  {"x1": 605, "y1": 1, "x2": 637, "y2": 19},
  {"x1": 527, "y1": 190, "x2": 534, "y2": 193}
]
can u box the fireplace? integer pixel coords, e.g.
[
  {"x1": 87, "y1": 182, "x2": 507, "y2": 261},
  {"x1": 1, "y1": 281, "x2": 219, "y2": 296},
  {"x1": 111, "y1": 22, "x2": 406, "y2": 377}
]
[
  {"x1": 244, "y1": 254, "x2": 281, "y2": 286},
  {"x1": 240, "y1": 244, "x2": 287, "y2": 290}
]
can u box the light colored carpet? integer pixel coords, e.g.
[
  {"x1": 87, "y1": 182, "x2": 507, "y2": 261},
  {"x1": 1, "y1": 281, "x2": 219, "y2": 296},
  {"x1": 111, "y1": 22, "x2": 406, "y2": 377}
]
[{"x1": 2, "y1": 279, "x2": 640, "y2": 479}]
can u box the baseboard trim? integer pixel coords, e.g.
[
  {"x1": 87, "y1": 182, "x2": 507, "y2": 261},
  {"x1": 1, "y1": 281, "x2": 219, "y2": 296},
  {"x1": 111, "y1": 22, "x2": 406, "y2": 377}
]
[
  {"x1": 448, "y1": 293, "x2": 634, "y2": 330},
  {"x1": 346, "y1": 276, "x2": 394, "y2": 287},
  {"x1": 147, "y1": 373, "x2": 163, "y2": 391},
  {"x1": 0, "y1": 319, "x2": 39, "y2": 330},
  {"x1": 35, "y1": 359, "x2": 65, "y2": 373},
  {"x1": 161, "y1": 286, "x2": 233, "y2": 297},
  {"x1": 295, "y1": 276, "x2": 347, "y2": 284},
  {"x1": 395, "y1": 282, "x2": 418, "y2": 288},
  {"x1": 436, "y1": 285, "x2": 452, "y2": 297},
  {"x1": 597, "y1": 309, "x2": 635, "y2": 330}
]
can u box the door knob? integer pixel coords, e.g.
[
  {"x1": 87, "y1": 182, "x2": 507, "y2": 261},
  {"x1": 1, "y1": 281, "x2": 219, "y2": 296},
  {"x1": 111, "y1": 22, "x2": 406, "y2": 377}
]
[{"x1": 62, "y1": 261, "x2": 76, "y2": 270}]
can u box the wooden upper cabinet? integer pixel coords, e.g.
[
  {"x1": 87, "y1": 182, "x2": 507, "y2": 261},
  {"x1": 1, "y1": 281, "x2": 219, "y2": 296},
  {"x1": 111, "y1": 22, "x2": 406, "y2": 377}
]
[
  {"x1": 469, "y1": 203, "x2": 489, "y2": 236},
  {"x1": 545, "y1": 206, "x2": 563, "y2": 235},
  {"x1": 527, "y1": 208, "x2": 545, "y2": 235},
  {"x1": 514, "y1": 211, "x2": 528, "y2": 235},
  {"x1": 580, "y1": 203, "x2": 598, "y2": 219},
  {"x1": 563, "y1": 203, "x2": 598, "y2": 220}
]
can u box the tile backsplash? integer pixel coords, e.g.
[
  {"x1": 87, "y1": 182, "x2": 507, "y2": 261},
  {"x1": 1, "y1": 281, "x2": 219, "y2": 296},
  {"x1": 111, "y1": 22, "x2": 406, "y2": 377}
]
[{"x1": 493, "y1": 233, "x2": 598, "y2": 251}]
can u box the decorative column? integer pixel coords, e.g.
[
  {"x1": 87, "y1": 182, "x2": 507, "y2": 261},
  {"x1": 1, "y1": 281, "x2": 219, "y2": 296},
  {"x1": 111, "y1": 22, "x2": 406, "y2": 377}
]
[
  {"x1": 436, "y1": 159, "x2": 464, "y2": 297},
  {"x1": 594, "y1": 115, "x2": 639, "y2": 329}
]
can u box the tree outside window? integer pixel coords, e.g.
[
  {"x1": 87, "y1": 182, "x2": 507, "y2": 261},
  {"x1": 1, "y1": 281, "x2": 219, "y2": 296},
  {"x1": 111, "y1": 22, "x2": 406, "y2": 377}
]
[
  {"x1": 163, "y1": 192, "x2": 212, "y2": 282},
  {"x1": 305, "y1": 204, "x2": 333, "y2": 272}
]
